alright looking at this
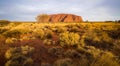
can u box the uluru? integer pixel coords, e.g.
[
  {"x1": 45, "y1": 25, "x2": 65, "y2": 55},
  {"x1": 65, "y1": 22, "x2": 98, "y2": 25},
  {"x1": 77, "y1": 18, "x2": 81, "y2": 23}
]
[{"x1": 36, "y1": 13, "x2": 83, "y2": 22}]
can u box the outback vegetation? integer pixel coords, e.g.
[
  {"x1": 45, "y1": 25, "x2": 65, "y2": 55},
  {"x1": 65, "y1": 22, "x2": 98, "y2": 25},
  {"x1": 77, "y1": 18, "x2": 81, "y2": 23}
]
[{"x1": 0, "y1": 20, "x2": 120, "y2": 66}]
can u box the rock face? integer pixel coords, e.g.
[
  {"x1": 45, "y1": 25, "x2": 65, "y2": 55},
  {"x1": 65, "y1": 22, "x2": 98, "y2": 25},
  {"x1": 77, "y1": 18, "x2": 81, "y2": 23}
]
[{"x1": 37, "y1": 14, "x2": 83, "y2": 22}]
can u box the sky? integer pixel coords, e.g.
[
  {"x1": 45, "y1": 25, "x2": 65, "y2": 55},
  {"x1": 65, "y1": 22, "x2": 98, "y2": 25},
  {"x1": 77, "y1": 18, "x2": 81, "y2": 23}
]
[{"x1": 0, "y1": 0, "x2": 120, "y2": 21}]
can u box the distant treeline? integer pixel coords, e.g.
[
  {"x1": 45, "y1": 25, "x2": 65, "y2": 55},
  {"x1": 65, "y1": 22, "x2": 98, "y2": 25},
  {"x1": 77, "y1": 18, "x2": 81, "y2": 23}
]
[{"x1": 105, "y1": 20, "x2": 120, "y2": 22}]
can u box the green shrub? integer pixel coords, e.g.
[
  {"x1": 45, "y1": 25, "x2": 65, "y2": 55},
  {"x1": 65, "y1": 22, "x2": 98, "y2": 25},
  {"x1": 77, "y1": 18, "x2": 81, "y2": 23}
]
[
  {"x1": 21, "y1": 45, "x2": 34, "y2": 56},
  {"x1": 20, "y1": 34, "x2": 35, "y2": 41},
  {"x1": 84, "y1": 46, "x2": 101, "y2": 58},
  {"x1": 56, "y1": 26, "x2": 67, "y2": 33},
  {"x1": 43, "y1": 39, "x2": 52, "y2": 45},
  {"x1": 5, "y1": 55, "x2": 33, "y2": 66},
  {"x1": 54, "y1": 58, "x2": 74, "y2": 66},
  {"x1": 0, "y1": 20, "x2": 10, "y2": 27},
  {"x1": 36, "y1": 14, "x2": 49, "y2": 22},
  {"x1": 106, "y1": 29, "x2": 120, "y2": 39},
  {"x1": 69, "y1": 26, "x2": 80, "y2": 33},
  {"x1": 74, "y1": 57, "x2": 89, "y2": 66},
  {"x1": 0, "y1": 28, "x2": 9, "y2": 34},
  {"x1": 90, "y1": 51, "x2": 119, "y2": 66},
  {"x1": 83, "y1": 30, "x2": 113, "y2": 50},
  {"x1": 45, "y1": 29, "x2": 53, "y2": 39},
  {"x1": 5, "y1": 38, "x2": 18, "y2": 44},
  {"x1": 33, "y1": 29, "x2": 45, "y2": 39},
  {"x1": 59, "y1": 32, "x2": 80, "y2": 47},
  {"x1": 3, "y1": 29, "x2": 22, "y2": 38},
  {"x1": 77, "y1": 46, "x2": 120, "y2": 66},
  {"x1": 43, "y1": 39, "x2": 56, "y2": 45},
  {"x1": 5, "y1": 45, "x2": 34, "y2": 59},
  {"x1": 18, "y1": 29, "x2": 32, "y2": 34},
  {"x1": 112, "y1": 40, "x2": 120, "y2": 60},
  {"x1": 0, "y1": 35, "x2": 6, "y2": 45},
  {"x1": 64, "y1": 49, "x2": 81, "y2": 58},
  {"x1": 0, "y1": 20, "x2": 10, "y2": 23},
  {"x1": 5, "y1": 46, "x2": 34, "y2": 66},
  {"x1": 75, "y1": 24, "x2": 84, "y2": 29},
  {"x1": 48, "y1": 47, "x2": 63, "y2": 57}
]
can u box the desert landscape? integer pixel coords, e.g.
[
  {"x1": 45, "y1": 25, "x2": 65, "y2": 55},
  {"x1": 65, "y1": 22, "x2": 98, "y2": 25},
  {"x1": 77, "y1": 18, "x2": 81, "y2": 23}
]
[
  {"x1": 0, "y1": 0, "x2": 120, "y2": 66},
  {"x1": 0, "y1": 14, "x2": 120, "y2": 66}
]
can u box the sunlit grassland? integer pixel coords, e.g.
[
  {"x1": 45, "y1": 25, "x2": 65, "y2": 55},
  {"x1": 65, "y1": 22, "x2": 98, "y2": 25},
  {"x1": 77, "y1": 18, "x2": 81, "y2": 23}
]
[{"x1": 0, "y1": 21, "x2": 120, "y2": 66}]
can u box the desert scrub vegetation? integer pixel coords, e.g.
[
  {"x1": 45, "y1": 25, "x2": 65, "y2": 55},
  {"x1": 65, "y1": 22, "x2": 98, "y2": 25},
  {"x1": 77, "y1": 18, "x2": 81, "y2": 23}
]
[
  {"x1": 48, "y1": 47, "x2": 64, "y2": 57},
  {"x1": 43, "y1": 39, "x2": 51, "y2": 45},
  {"x1": 36, "y1": 14, "x2": 49, "y2": 22},
  {"x1": 82, "y1": 30, "x2": 114, "y2": 50},
  {"x1": 33, "y1": 29, "x2": 45, "y2": 39},
  {"x1": 76, "y1": 46, "x2": 120, "y2": 66},
  {"x1": 0, "y1": 22, "x2": 120, "y2": 66},
  {"x1": 3, "y1": 29, "x2": 22, "y2": 38},
  {"x1": 69, "y1": 25, "x2": 80, "y2": 33},
  {"x1": 106, "y1": 29, "x2": 120, "y2": 39},
  {"x1": 112, "y1": 40, "x2": 120, "y2": 60},
  {"x1": 44, "y1": 29, "x2": 54, "y2": 39},
  {"x1": 0, "y1": 20, "x2": 10, "y2": 27},
  {"x1": 58, "y1": 32, "x2": 80, "y2": 47},
  {"x1": 90, "y1": 51, "x2": 119, "y2": 66},
  {"x1": 5, "y1": 45, "x2": 34, "y2": 66},
  {"x1": 5, "y1": 38, "x2": 18, "y2": 44},
  {"x1": 55, "y1": 26, "x2": 67, "y2": 33},
  {"x1": 0, "y1": 28, "x2": 9, "y2": 34},
  {"x1": 54, "y1": 58, "x2": 73, "y2": 66},
  {"x1": 64, "y1": 49, "x2": 81, "y2": 58}
]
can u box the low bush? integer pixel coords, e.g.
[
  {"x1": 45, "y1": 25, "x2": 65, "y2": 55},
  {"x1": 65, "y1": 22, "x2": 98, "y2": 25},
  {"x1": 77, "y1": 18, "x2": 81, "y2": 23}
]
[
  {"x1": 43, "y1": 39, "x2": 52, "y2": 45},
  {"x1": 59, "y1": 32, "x2": 80, "y2": 47},
  {"x1": 5, "y1": 38, "x2": 18, "y2": 44},
  {"x1": 83, "y1": 30, "x2": 113, "y2": 50},
  {"x1": 48, "y1": 47, "x2": 63, "y2": 57},
  {"x1": 55, "y1": 26, "x2": 67, "y2": 33},
  {"x1": 0, "y1": 35, "x2": 6, "y2": 44},
  {"x1": 3, "y1": 29, "x2": 22, "y2": 38},
  {"x1": 69, "y1": 26, "x2": 80, "y2": 33},
  {"x1": 90, "y1": 51, "x2": 119, "y2": 66},
  {"x1": 106, "y1": 29, "x2": 120, "y2": 39},
  {"x1": 44, "y1": 30, "x2": 53, "y2": 39},
  {"x1": 112, "y1": 40, "x2": 120, "y2": 60},
  {"x1": 5, "y1": 55, "x2": 33, "y2": 66},
  {"x1": 33, "y1": 29, "x2": 45, "y2": 39},
  {"x1": 54, "y1": 58, "x2": 74, "y2": 66},
  {"x1": 0, "y1": 20, "x2": 10, "y2": 27},
  {"x1": 0, "y1": 28, "x2": 9, "y2": 34},
  {"x1": 64, "y1": 49, "x2": 81, "y2": 58},
  {"x1": 77, "y1": 46, "x2": 120, "y2": 66},
  {"x1": 5, "y1": 46, "x2": 34, "y2": 66},
  {"x1": 84, "y1": 46, "x2": 101, "y2": 58}
]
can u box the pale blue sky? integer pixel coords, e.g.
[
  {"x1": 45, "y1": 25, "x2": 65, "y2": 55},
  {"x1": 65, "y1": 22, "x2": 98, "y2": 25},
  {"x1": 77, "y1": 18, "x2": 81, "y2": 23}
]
[{"x1": 0, "y1": 0, "x2": 120, "y2": 21}]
